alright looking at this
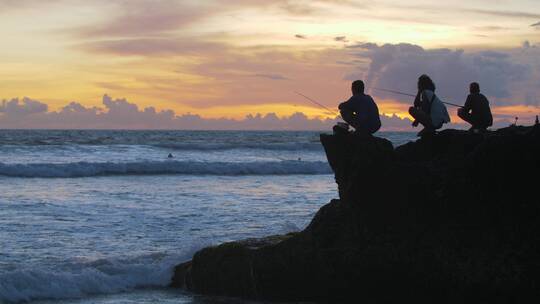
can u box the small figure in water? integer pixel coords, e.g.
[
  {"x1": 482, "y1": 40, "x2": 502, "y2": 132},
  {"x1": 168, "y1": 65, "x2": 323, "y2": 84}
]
[
  {"x1": 168, "y1": 153, "x2": 174, "y2": 158},
  {"x1": 409, "y1": 75, "x2": 450, "y2": 137},
  {"x1": 338, "y1": 80, "x2": 381, "y2": 136},
  {"x1": 457, "y1": 82, "x2": 493, "y2": 133}
]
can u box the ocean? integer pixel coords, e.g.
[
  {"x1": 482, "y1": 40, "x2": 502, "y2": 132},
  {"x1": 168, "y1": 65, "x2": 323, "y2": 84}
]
[{"x1": 0, "y1": 130, "x2": 416, "y2": 304}]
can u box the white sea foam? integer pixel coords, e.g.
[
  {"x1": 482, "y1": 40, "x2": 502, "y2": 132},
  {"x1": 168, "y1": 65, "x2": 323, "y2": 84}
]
[
  {"x1": 154, "y1": 142, "x2": 322, "y2": 151},
  {"x1": 0, "y1": 251, "x2": 197, "y2": 303},
  {"x1": 0, "y1": 130, "x2": 348, "y2": 304},
  {"x1": 0, "y1": 160, "x2": 332, "y2": 178}
]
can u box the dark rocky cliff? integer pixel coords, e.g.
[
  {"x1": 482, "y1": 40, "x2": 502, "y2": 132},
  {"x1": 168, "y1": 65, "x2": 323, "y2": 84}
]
[{"x1": 171, "y1": 125, "x2": 540, "y2": 303}]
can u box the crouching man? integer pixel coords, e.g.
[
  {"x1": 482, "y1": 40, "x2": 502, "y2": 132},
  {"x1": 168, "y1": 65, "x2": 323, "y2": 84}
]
[
  {"x1": 338, "y1": 80, "x2": 381, "y2": 136},
  {"x1": 458, "y1": 82, "x2": 493, "y2": 132}
]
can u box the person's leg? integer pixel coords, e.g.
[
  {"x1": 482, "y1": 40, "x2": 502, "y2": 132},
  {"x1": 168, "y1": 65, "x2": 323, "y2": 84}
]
[
  {"x1": 352, "y1": 122, "x2": 372, "y2": 137},
  {"x1": 409, "y1": 107, "x2": 436, "y2": 137},
  {"x1": 409, "y1": 107, "x2": 433, "y2": 129},
  {"x1": 459, "y1": 109, "x2": 488, "y2": 131},
  {"x1": 458, "y1": 108, "x2": 474, "y2": 126}
]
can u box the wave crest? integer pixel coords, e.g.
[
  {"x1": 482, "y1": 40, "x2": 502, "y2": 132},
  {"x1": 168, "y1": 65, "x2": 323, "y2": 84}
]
[
  {"x1": 154, "y1": 142, "x2": 322, "y2": 151},
  {"x1": 0, "y1": 252, "x2": 191, "y2": 303},
  {"x1": 0, "y1": 160, "x2": 332, "y2": 178}
]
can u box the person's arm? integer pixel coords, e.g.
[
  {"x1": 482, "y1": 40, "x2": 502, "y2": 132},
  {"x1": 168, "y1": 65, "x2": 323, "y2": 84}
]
[
  {"x1": 339, "y1": 101, "x2": 355, "y2": 126},
  {"x1": 483, "y1": 94, "x2": 493, "y2": 126},
  {"x1": 338, "y1": 99, "x2": 352, "y2": 111},
  {"x1": 462, "y1": 95, "x2": 472, "y2": 113},
  {"x1": 411, "y1": 92, "x2": 422, "y2": 126},
  {"x1": 420, "y1": 90, "x2": 433, "y2": 114},
  {"x1": 414, "y1": 91, "x2": 422, "y2": 108}
]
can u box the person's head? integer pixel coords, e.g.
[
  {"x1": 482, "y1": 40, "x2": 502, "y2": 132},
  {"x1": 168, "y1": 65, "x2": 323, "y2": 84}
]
[
  {"x1": 470, "y1": 82, "x2": 480, "y2": 94},
  {"x1": 351, "y1": 80, "x2": 365, "y2": 95},
  {"x1": 417, "y1": 74, "x2": 435, "y2": 92}
]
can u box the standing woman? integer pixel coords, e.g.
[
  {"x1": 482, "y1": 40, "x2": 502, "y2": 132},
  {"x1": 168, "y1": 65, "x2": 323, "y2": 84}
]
[{"x1": 409, "y1": 74, "x2": 450, "y2": 137}]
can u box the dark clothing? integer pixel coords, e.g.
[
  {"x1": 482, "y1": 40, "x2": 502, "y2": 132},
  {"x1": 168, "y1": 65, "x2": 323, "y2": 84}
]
[
  {"x1": 459, "y1": 93, "x2": 493, "y2": 129},
  {"x1": 338, "y1": 94, "x2": 381, "y2": 134},
  {"x1": 409, "y1": 106, "x2": 434, "y2": 129}
]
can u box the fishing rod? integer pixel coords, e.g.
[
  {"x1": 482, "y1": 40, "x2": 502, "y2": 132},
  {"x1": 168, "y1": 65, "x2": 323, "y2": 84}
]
[
  {"x1": 294, "y1": 91, "x2": 340, "y2": 116},
  {"x1": 372, "y1": 87, "x2": 463, "y2": 108}
]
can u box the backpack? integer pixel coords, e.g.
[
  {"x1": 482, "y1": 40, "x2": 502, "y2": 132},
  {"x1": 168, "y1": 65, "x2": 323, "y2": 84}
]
[{"x1": 424, "y1": 90, "x2": 451, "y2": 128}]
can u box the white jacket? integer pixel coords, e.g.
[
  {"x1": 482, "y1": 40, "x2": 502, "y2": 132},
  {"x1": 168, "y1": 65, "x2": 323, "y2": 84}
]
[{"x1": 421, "y1": 90, "x2": 451, "y2": 128}]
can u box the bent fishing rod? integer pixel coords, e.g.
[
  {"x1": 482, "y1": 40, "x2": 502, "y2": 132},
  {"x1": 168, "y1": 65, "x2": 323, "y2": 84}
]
[{"x1": 371, "y1": 87, "x2": 462, "y2": 108}]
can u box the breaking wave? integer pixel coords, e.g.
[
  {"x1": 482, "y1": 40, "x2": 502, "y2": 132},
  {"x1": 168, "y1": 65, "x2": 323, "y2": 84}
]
[
  {"x1": 0, "y1": 251, "x2": 196, "y2": 303},
  {"x1": 153, "y1": 142, "x2": 322, "y2": 151},
  {"x1": 0, "y1": 160, "x2": 332, "y2": 178}
]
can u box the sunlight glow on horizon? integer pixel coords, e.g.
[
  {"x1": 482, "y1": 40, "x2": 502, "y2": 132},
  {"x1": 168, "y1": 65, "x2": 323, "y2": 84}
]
[{"x1": 1, "y1": 0, "x2": 539, "y2": 128}]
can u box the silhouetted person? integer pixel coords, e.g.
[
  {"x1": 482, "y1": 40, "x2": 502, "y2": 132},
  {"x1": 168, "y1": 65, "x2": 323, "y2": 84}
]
[
  {"x1": 457, "y1": 82, "x2": 493, "y2": 132},
  {"x1": 338, "y1": 80, "x2": 381, "y2": 135},
  {"x1": 409, "y1": 74, "x2": 450, "y2": 137}
]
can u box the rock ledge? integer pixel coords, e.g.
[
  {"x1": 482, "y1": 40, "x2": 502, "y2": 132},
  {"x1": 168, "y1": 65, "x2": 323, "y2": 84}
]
[{"x1": 172, "y1": 126, "x2": 540, "y2": 302}]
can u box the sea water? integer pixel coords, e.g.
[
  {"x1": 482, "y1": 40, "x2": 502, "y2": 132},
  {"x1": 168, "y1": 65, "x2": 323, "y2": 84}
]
[{"x1": 0, "y1": 130, "x2": 416, "y2": 304}]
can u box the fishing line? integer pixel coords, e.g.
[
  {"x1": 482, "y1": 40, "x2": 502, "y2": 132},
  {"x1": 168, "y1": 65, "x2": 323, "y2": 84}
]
[
  {"x1": 294, "y1": 91, "x2": 340, "y2": 117},
  {"x1": 371, "y1": 87, "x2": 462, "y2": 108}
]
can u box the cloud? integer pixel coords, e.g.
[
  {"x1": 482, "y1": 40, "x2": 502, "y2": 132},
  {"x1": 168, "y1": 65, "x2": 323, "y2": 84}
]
[
  {"x1": 465, "y1": 9, "x2": 540, "y2": 19},
  {"x1": 334, "y1": 36, "x2": 348, "y2": 42},
  {"x1": 252, "y1": 73, "x2": 289, "y2": 80},
  {"x1": 74, "y1": 1, "x2": 207, "y2": 38},
  {"x1": 399, "y1": 5, "x2": 540, "y2": 20},
  {"x1": 0, "y1": 93, "x2": 534, "y2": 130},
  {"x1": 0, "y1": 0, "x2": 63, "y2": 12},
  {"x1": 279, "y1": 2, "x2": 318, "y2": 15},
  {"x1": 473, "y1": 26, "x2": 514, "y2": 32},
  {"x1": 78, "y1": 38, "x2": 226, "y2": 56},
  {"x1": 379, "y1": 113, "x2": 414, "y2": 131},
  {"x1": 71, "y1": 0, "x2": 356, "y2": 40},
  {"x1": 0, "y1": 94, "x2": 420, "y2": 130},
  {"x1": 71, "y1": 0, "x2": 322, "y2": 44},
  {"x1": 0, "y1": 95, "x2": 335, "y2": 130},
  {"x1": 0, "y1": 97, "x2": 48, "y2": 116},
  {"x1": 295, "y1": 34, "x2": 307, "y2": 39},
  {"x1": 531, "y1": 21, "x2": 540, "y2": 27},
  {"x1": 349, "y1": 43, "x2": 533, "y2": 106}
]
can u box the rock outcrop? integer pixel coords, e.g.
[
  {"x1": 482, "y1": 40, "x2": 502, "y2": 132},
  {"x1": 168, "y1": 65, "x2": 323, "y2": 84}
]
[{"x1": 171, "y1": 126, "x2": 540, "y2": 302}]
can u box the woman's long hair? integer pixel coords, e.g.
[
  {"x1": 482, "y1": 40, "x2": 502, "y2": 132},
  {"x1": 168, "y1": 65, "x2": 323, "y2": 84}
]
[{"x1": 418, "y1": 74, "x2": 436, "y2": 92}]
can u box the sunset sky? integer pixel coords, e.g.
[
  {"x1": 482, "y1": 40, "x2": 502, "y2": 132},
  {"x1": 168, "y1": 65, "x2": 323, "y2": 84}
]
[{"x1": 1, "y1": 0, "x2": 539, "y2": 129}]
